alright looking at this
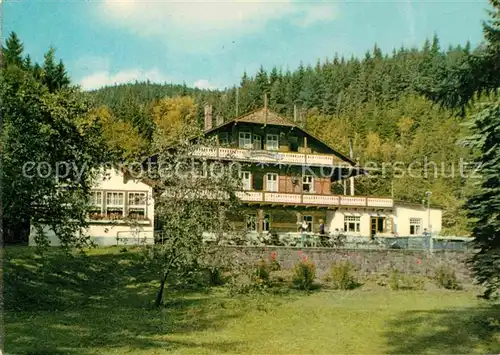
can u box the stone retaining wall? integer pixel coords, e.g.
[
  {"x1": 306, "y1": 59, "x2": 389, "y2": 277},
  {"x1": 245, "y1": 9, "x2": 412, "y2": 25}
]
[{"x1": 223, "y1": 246, "x2": 473, "y2": 282}]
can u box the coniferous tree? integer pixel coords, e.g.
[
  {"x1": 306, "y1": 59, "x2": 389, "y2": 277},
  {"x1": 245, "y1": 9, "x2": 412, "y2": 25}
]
[
  {"x1": 466, "y1": 0, "x2": 500, "y2": 299},
  {"x1": 40, "y1": 47, "x2": 70, "y2": 92},
  {"x1": 2, "y1": 32, "x2": 24, "y2": 68},
  {"x1": 269, "y1": 66, "x2": 279, "y2": 86}
]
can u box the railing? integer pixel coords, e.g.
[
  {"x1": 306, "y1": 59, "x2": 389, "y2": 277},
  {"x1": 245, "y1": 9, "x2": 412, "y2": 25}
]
[
  {"x1": 235, "y1": 191, "x2": 263, "y2": 202},
  {"x1": 192, "y1": 147, "x2": 349, "y2": 167},
  {"x1": 339, "y1": 196, "x2": 367, "y2": 206},
  {"x1": 367, "y1": 198, "x2": 394, "y2": 208},
  {"x1": 265, "y1": 192, "x2": 302, "y2": 204},
  {"x1": 235, "y1": 191, "x2": 393, "y2": 208}
]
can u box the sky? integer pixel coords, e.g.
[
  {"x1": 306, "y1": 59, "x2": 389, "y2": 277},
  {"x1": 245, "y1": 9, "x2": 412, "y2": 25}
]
[{"x1": 3, "y1": 0, "x2": 491, "y2": 91}]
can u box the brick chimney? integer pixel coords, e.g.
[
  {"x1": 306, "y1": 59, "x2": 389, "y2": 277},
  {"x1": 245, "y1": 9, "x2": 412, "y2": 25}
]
[{"x1": 204, "y1": 105, "x2": 213, "y2": 131}]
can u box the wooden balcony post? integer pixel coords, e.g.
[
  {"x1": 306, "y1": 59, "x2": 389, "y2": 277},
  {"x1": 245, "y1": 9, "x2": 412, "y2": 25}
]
[{"x1": 257, "y1": 209, "x2": 264, "y2": 234}]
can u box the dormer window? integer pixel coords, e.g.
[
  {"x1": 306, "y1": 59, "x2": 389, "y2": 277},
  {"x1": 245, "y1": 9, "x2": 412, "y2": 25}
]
[
  {"x1": 266, "y1": 134, "x2": 279, "y2": 151},
  {"x1": 239, "y1": 132, "x2": 252, "y2": 149}
]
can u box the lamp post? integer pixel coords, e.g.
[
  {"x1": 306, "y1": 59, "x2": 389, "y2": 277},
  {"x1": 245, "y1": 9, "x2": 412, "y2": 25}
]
[{"x1": 425, "y1": 191, "x2": 432, "y2": 253}]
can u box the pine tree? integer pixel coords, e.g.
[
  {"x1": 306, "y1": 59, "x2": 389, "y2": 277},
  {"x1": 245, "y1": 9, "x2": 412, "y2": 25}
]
[
  {"x1": 255, "y1": 65, "x2": 269, "y2": 94},
  {"x1": 240, "y1": 71, "x2": 249, "y2": 87},
  {"x1": 23, "y1": 54, "x2": 32, "y2": 71},
  {"x1": 55, "y1": 60, "x2": 70, "y2": 89},
  {"x1": 2, "y1": 32, "x2": 24, "y2": 68},
  {"x1": 467, "y1": 0, "x2": 500, "y2": 299},
  {"x1": 466, "y1": 100, "x2": 500, "y2": 299},
  {"x1": 269, "y1": 66, "x2": 279, "y2": 86}
]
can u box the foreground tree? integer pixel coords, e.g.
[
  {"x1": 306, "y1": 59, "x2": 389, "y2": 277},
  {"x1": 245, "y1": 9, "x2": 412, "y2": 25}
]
[
  {"x1": 464, "y1": 0, "x2": 500, "y2": 298},
  {"x1": 144, "y1": 117, "x2": 244, "y2": 307},
  {"x1": 1, "y1": 46, "x2": 105, "y2": 246},
  {"x1": 465, "y1": 100, "x2": 500, "y2": 299}
]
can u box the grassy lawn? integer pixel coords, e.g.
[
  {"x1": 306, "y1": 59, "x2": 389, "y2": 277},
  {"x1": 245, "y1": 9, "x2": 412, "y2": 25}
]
[{"x1": 4, "y1": 246, "x2": 500, "y2": 354}]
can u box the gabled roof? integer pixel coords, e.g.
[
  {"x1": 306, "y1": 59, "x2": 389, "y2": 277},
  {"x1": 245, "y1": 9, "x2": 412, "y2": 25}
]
[
  {"x1": 206, "y1": 107, "x2": 293, "y2": 133},
  {"x1": 205, "y1": 107, "x2": 357, "y2": 166}
]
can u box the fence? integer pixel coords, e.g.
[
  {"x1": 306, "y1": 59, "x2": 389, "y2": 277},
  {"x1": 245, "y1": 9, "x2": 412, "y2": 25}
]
[{"x1": 154, "y1": 230, "x2": 472, "y2": 251}]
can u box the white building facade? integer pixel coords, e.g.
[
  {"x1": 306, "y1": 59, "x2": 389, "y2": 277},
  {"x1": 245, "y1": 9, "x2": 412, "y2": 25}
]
[
  {"x1": 29, "y1": 169, "x2": 155, "y2": 246},
  {"x1": 326, "y1": 202, "x2": 442, "y2": 238}
]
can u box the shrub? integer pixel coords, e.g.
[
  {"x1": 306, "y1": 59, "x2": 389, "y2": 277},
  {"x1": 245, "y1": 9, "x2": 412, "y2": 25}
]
[
  {"x1": 292, "y1": 256, "x2": 316, "y2": 290},
  {"x1": 254, "y1": 259, "x2": 270, "y2": 283},
  {"x1": 389, "y1": 269, "x2": 424, "y2": 290},
  {"x1": 208, "y1": 267, "x2": 225, "y2": 286},
  {"x1": 434, "y1": 265, "x2": 462, "y2": 290},
  {"x1": 326, "y1": 261, "x2": 359, "y2": 290},
  {"x1": 269, "y1": 251, "x2": 281, "y2": 271}
]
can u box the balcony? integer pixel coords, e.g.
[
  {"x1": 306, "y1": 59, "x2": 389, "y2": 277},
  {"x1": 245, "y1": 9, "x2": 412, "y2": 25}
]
[
  {"x1": 235, "y1": 191, "x2": 394, "y2": 208},
  {"x1": 193, "y1": 147, "x2": 351, "y2": 167}
]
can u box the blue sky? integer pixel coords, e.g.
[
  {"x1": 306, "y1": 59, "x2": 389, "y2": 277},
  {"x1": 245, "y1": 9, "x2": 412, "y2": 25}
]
[{"x1": 3, "y1": 0, "x2": 490, "y2": 90}]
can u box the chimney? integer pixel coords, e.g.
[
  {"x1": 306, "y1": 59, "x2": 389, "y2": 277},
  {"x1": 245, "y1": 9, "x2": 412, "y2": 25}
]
[
  {"x1": 293, "y1": 104, "x2": 297, "y2": 122},
  {"x1": 264, "y1": 93, "x2": 268, "y2": 126},
  {"x1": 216, "y1": 114, "x2": 223, "y2": 126},
  {"x1": 204, "y1": 105, "x2": 212, "y2": 131},
  {"x1": 349, "y1": 138, "x2": 355, "y2": 196}
]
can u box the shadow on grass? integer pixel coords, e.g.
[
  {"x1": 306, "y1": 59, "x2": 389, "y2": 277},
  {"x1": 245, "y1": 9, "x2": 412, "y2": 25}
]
[
  {"x1": 4, "y1": 246, "x2": 245, "y2": 354},
  {"x1": 385, "y1": 304, "x2": 500, "y2": 354}
]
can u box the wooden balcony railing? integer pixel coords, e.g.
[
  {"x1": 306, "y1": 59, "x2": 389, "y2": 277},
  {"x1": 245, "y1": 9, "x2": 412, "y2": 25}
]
[
  {"x1": 235, "y1": 191, "x2": 394, "y2": 208},
  {"x1": 193, "y1": 147, "x2": 351, "y2": 167}
]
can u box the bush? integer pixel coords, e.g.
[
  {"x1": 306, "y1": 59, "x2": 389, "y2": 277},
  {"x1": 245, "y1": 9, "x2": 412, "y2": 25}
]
[
  {"x1": 389, "y1": 269, "x2": 424, "y2": 290},
  {"x1": 254, "y1": 259, "x2": 270, "y2": 283},
  {"x1": 208, "y1": 267, "x2": 225, "y2": 286},
  {"x1": 292, "y1": 257, "x2": 316, "y2": 290},
  {"x1": 434, "y1": 265, "x2": 462, "y2": 290},
  {"x1": 326, "y1": 261, "x2": 359, "y2": 290},
  {"x1": 269, "y1": 252, "x2": 281, "y2": 271}
]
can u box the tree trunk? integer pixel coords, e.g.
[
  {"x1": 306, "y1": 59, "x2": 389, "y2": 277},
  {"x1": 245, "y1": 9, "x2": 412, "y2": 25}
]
[{"x1": 154, "y1": 271, "x2": 169, "y2": 307}]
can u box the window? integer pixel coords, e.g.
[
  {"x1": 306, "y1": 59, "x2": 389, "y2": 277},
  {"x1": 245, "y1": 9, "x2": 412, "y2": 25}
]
[
  {"x1": 409, "y1": 218, "x2": 422, "y2": 235},
  {"x1": 303, "y1": 215, "x2": 313, "y2": 232},
  {"x1": 344, "y1": 216, "x2": 361, "y2": 232},
  {"x1": 246, "y1": 214, "x2": 257, "y2": 232},
  {"x1": 302, "y1": 175, "x2": 314, "y2": 193},
  {"x1": 89, "y1": 191, "x2": 103, "y2": 219},
  {"x1": 219, "y1": 133, "x2": 229, "y2": 146},
  {"x1": 266, "y1": 173, "x2": 278, "y2": 192},
  {"x1": 239, "y1": 132, "x2": 252, "y2": 149},
  {"x1": 262, "y1": 214, "x2": 271, "y2": 232},
  {"x1": 90, "y1": 191, "x2": 103, "y2": 208},
  {"x1": 253, "y1": 135, "x2": 262, "y2": 150},
  {"x1": 105, "y1": 192, "x2": 124, "y2": 220},
  {"x1": 240, "y1": 171, "x2": 252, "y2": 190},
  {"x1": 128, "y1": 192, "x2": 147, "y2": 219},
  {"x1": 370, "y1": 216, "x2": 393, "y2": 237},
  {"x1": 266, "y1": 134, "x2": 279, "y2": 151}
]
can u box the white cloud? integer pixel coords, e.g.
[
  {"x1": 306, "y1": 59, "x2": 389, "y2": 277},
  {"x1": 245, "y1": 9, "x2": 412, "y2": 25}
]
[
  {"x1": 98, "y1": 0, "x2": 338, "y2": 50},
  {"x1": 193, "y1": 79, "x2": 216, "y2": 90},
  {"x1": 79, "y1": 68, "x2": 170, "y2": 90},
  {"x1": 295, "y1": 3, "x2": 338, "y2": 27}
]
